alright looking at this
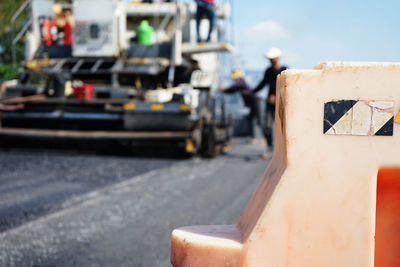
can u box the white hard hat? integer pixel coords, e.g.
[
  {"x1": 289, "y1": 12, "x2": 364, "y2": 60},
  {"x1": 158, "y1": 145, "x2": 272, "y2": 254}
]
[{"x1": 265, "y1": 47, "x2": 282, "y2": 59}]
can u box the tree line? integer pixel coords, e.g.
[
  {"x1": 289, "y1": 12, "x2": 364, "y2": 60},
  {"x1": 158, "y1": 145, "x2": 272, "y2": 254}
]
[
  {"x1": 0, "y1": 0, "x2": 26, "y2": 81},
  {"x1": 0, "y1": 0, "x2": 70, "y2": 82}
]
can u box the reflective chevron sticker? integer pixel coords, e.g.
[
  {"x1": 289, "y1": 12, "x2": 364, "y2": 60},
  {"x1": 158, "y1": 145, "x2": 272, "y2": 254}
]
[{"x1": 324, "y1": 100, "x2": 394, "y2": 136}]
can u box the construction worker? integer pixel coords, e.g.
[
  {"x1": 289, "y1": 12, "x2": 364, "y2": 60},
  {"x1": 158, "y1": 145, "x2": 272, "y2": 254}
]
[
  {"x1": 253, "y1": 47, "x2": 288, "y2": 159},
  {"x1": 220, "y1": 70, "x2": 258, "y2": 143},
  {"x1": 195, "y1": 0, "x2": 216, "y2": 42}
]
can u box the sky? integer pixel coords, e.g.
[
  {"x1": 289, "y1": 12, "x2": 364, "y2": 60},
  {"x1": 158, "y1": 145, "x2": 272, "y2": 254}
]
[{"x1": 231, "y1": 0, "x2": 400, "y2": 70}]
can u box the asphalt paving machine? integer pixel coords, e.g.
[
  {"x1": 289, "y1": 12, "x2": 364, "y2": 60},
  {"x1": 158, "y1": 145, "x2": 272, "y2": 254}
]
[{"x1": 1, "y1": 0, "x2": 235, "y2": 156}]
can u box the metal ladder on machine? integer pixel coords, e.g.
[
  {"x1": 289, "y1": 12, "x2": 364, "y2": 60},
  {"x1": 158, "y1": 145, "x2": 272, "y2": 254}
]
[{"x1": 10, "y1": 0, "x2": 34, "y2": 67}]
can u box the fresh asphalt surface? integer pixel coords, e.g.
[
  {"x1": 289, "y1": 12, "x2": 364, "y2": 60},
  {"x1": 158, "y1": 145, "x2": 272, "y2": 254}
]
[{"x1": 0, "y1": 138, "x2": 269, "y2": 266}]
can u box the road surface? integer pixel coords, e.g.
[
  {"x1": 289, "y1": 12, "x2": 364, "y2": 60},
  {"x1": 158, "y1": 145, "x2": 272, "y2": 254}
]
[{"x1": 0, "y1": 139, "x2": 269, "y2": 266}]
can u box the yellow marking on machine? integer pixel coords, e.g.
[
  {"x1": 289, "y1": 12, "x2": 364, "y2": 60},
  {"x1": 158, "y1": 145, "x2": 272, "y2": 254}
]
[
  {"x1": 124, "y1": 103, "x2": 136, "y2": 110},
  {"x1": 151, "y1": 104, "x2": 164, "y2": 110},
  {"x1": 26, "y1": 61, "x2": 41, "y2": 70},
  {"x1": 185, "y1": 139, "x2": 194, "y2": 153},
  {"x1": 219, "y1": 43, "x2": 228, "y2": 49},
  {"x1": 134, "y1": 58, "x2": 146, "y2": 64},
  {"x1": 180, "y1": 104, "x2": 190, "y2": 111}
]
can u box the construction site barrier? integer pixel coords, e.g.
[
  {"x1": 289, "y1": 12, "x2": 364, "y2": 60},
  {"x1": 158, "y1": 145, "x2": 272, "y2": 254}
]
[{"x1": 171, "y1": 62, "x2": 400, "y2": 267}]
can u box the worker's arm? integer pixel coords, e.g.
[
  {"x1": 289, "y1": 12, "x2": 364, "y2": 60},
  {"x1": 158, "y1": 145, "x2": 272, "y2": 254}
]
[
  {"x1": 266, "y1": 66, "x2": 288, "y2": 104},
  {"x1": 253, "y1": 69, "x2": 270, "y2": 93},
  {"x1": 221, "y1": 79, "x2": 246, "y2": 94}
]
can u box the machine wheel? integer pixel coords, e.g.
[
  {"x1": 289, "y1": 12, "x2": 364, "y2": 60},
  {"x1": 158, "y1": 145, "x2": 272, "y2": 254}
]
[{"x1": 200, "y1": 123, "x2": 218, "y2": 158}]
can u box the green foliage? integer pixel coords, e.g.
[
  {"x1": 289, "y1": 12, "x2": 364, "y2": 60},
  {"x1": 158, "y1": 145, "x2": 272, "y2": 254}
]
[
  {"x1": 0, "y1": 0, "x2": 72, "y2": 80},
  {"x1": 0, "y1": 1, "x2": 26, "y2": 40},
  {"x1": 0, "y1": 63, "x2": 18, "y2": 82},
  {"x1": 0, "y1": 0, "x2": 26, "y2": 79}
]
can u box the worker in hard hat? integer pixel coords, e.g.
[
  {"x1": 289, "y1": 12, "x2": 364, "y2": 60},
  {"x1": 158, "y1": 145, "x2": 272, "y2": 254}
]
[
  {"x1": 220, "y1": 70, "x2": 258, "y2": 144},
  {"x1": 253, "y1": 47, "x2": 288, "y2": 159},
  {"x1": 195, "y1": 0, "x2": 216, "y2": 42},
  {"x1": 230, "y1": 69, "x2": 243, "y2": 80}
]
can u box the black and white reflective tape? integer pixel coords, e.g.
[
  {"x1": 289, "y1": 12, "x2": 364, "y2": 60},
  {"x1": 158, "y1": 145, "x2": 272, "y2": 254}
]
[{"x1": 324, "y1": 100, "x2": 394, "y2": 136}]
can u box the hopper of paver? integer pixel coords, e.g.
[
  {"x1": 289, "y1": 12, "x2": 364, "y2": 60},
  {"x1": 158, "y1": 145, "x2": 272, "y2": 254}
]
[{"x1": 171, "y1": 62, "x2": 400, "y2": 267}]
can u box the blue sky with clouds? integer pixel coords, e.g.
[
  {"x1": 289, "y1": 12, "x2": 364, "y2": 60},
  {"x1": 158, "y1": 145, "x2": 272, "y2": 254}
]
[{"x1": 231, "y1": 0, "x2": 400, "y2": 70}]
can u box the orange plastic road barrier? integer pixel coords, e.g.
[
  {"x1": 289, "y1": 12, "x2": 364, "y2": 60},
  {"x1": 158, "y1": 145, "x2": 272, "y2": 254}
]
[{"x1": 171, "y1": 62, "x2": 400, "y2": 267}]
